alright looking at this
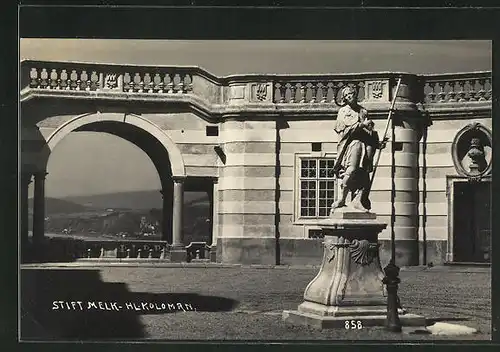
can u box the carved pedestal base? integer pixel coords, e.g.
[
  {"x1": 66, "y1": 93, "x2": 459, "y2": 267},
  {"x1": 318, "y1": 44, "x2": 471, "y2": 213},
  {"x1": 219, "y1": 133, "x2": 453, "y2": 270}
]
[{"x1": 283, "y1": 208, "x2": 426, "y2": 329}]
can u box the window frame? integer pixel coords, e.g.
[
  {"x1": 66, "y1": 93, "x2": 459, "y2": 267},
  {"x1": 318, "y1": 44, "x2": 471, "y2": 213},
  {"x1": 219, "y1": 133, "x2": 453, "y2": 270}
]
[{"x1": 293, "y1": 152, "x2": 339, "y2": 224}]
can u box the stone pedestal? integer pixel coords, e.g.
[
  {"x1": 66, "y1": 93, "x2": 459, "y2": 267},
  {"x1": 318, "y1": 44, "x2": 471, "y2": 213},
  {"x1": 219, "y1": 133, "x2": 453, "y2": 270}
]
[
  {"x1": 170, "y1": 246, "x2": 187, "y2": 263},
  {"x1": 283, "y1": 208, "x2": 426, "y2": 329}
]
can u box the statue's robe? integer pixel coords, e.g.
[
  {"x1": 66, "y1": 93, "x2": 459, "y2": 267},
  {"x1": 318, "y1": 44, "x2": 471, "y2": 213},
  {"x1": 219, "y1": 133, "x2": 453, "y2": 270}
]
[{"x1": 333, "y1": 105, "x2": 369, "y2": 177}]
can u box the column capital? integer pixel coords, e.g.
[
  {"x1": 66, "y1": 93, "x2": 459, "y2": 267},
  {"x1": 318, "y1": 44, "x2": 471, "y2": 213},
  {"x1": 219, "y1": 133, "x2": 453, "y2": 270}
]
[
  {"x1": 172, "y1": 176, "x2": 186, "y2": 184},
  {"x1": 21, "y1": 173, "x2": 33, "y2": 186},
  {"x1": 34, "y1": 171, "x2": 48, "y2": 181}
]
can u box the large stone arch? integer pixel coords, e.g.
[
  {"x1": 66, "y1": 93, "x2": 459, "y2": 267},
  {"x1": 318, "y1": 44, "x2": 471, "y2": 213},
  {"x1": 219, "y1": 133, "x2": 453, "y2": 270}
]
[{"x1": 44, "y1": 112, "x2": 186, "y2": 177}]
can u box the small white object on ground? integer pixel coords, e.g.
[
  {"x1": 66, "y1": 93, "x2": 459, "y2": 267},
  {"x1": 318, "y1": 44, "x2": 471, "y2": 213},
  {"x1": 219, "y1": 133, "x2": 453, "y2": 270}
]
[{"x1": 426, "y1": 322, "x2": 478, "y2": 335}]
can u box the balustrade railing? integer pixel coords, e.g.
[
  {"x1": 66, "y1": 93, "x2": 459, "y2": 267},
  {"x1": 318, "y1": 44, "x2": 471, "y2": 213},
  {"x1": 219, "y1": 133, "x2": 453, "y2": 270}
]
[
  {"x1": 273, "y1": 80, "x2": 366, "y2": 104},
  {"x1": 30, "y1": 235, "x2": 172, "y2": 262},
  {"x1": 21, "y1": 61, "x2": 492, "y2": 109},
  {"x1": 422, "y1": 72, "x2": 492, "y2": 104},
  {"x1": 25, "y1": 64, "x2": 194, "y2": 95},
  {"x1": 79, "y1": 239, "x2": 170, "y2": 260}
]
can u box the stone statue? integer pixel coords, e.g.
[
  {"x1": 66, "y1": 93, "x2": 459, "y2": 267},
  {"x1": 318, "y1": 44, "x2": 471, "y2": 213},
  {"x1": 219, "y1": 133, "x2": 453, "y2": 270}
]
[
  {"x1": 331, "y1": 86, "x2": 387, "y2": 213},
  {"x1": 462, "y1": 137, "x2": 488, "y2": 175}
]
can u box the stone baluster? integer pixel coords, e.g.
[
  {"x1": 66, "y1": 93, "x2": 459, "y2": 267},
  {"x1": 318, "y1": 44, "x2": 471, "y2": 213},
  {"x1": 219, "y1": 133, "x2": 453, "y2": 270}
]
[
  {"x1": 87, "y1": 248, "x2": 92, "y2": 259},
  {"x1": 275, "y1": 83, "x2": 284, "y2": 103},
  {"x1": 184, "y1": 74, "x2": 193, "y2": 92},
  {"x1": 29, "y1": 68, "x2": 39, "y2": 88},
  {"x1": 49, "y1": 69, "x2": 58, "y2": 89},
  {"x1": 100, "y1": 247, "x2": 105, "y2": 258},
  {"x1": 126, "y1": 248, "x2": 131, "y2": 258},
  {"x1": 153, "y1": 73, "x2": 162, "y2": 92},
  {"x1": 40, "y1": 68, "x2": 48, "y2": 88},
  {"x1": 309, "y1": 83, "x2": 317, "y2": 103},
  {"x1": 143, "y1": 73, "x2": 152, "y2": 92},
  {"x1": 175, "y1": 74, "x2": 184, "y2": 93},
  {"x1": 149, "y1": 248, "x2": 153, "y2": 259},
  {"x1": 69, "y1": 70, "x2": 78, "y2": 90},
  {"x1": 80, "y1": 71, "x2": 89, "y2": 91},
  {"x1": 426, "y1": 82, "x2": 436, "y2": 103},
  {"x1": 468, "y1": 79, "x2": 476, "y2": 101},
  {"x1": 299, "y1": 82, "x2": 306, "y2": 103},
  {"x1": 60, "y1": 69, "x2": 68, "y2": 90},
  {"x1": 123, "y1": 73, "x2": 131, "y2": 92},
  {"x1": 437, "y1": 82, "x2": 446, "y2": 102},
  {"x1": 448, "y1": 81, "x2": 457, "y2": 102},
  {"x1": 90, "y1": 71, "x2": 100, "y2": 91},
  {"x1": 318, "y1": 82, "x2": 327, "y2": 103},
  {"x1": 133, "y1": 73, "x2": 142, "y2": 92},
  {"x1": 137, "y1": 248, "x2": 142, "y2": 258},
  {"x1": 477, "y1": 79, "x2": 486, "y2": 101},
  {"x1": 289, "y1": 83, "x2": 297, "y2": 103},
  {"x1": 457, "y1": 80, "x2": 466, "y2": 102},
  {"x1": 166, "y1": 74, "x2": 174, "y2": 93}
]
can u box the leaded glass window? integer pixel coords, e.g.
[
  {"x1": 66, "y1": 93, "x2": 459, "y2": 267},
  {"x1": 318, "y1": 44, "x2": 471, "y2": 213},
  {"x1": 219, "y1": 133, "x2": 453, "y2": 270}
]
[{"x1": 299, "y1": 158, "x2": 336, "y2": 218}]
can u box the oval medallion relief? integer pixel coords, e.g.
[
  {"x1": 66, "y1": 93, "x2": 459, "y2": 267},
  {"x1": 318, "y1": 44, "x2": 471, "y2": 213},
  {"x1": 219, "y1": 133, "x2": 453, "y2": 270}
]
[{"x1": 451, "y1": 122, "x2": 492, "y2": 179}]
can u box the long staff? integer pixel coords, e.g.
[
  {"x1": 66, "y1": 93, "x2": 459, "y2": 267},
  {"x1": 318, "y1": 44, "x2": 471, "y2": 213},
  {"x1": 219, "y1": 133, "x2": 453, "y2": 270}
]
[{"x1": 368, "y1": 77, "x2": 403, "y2": 189}]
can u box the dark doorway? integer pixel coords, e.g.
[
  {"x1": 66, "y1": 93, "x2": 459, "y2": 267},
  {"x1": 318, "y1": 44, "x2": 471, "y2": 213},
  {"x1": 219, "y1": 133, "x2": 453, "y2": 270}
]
[
  {"x1": 453, "y1": 181, "x2": 491, "y2": 263},
  {"x1": 183, "y1": 178, "x2": 215, "y2": 246}
]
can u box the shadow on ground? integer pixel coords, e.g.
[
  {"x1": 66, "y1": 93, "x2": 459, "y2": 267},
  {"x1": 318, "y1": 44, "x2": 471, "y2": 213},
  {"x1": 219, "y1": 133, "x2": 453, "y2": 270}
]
[{"x1": 21, "y1": 269, "x2": 238, "y2": 341}]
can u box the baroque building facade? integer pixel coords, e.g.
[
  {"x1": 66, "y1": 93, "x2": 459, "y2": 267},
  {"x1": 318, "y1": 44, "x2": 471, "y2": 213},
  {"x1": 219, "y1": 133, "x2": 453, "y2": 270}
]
[{"x1": 20, "y1": 61, "x2": 492, "y2": 266}]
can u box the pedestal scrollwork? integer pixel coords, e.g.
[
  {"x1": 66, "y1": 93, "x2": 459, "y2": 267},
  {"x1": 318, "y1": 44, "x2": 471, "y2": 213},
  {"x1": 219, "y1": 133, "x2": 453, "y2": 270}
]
[{"x1": 324, "y1": 237, "x2": 379, "y2": 266}]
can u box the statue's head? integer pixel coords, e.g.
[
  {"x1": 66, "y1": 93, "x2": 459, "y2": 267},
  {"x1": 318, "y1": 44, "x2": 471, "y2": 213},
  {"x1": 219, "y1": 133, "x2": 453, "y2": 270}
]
[{"x1": 341, "y1": 86, "x2": 357, "y2": 105}]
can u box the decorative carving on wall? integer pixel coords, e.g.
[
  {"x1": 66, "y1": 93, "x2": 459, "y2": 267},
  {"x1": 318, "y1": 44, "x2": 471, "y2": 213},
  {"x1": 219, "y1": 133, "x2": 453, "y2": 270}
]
[
  {"x1": 104, "y1": 73, "x2": 118, "y2": 89},
  {"x1": 256, "y1": 83, "x2": 268, "y2": 101},
  {"x1": 451, "y1": 122, "x2": 492, "y2": 181},
  {"x1": 349, "y1": 239, "x2": 378, "y2": 266},
  {"x1": 371, "y1": 81, "x2": 383, "y2": 99}
]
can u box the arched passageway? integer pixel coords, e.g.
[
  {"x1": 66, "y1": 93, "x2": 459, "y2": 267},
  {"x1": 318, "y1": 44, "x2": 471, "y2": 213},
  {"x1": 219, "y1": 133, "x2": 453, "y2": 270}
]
[{"x1": 21, "y1": 112, "x2": 192, "y2": 262}]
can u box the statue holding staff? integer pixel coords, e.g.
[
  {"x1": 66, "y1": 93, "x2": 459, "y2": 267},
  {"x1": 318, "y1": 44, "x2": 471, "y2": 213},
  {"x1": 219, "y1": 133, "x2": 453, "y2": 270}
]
[{"x1": 331, "y1": 86, "x2": 388, "y2": 213}]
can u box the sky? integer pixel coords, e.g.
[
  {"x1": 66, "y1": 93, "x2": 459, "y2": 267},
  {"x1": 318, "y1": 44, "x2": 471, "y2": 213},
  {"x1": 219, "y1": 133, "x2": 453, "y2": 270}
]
[{"x1": 21, "y1": 39, "x2": 492, "y2": 199}]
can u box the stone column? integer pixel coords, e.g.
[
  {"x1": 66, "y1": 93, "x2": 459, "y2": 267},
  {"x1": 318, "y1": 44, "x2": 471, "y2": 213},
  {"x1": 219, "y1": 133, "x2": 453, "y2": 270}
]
[
  {"x1": 391, "y1": 116, "x2": 421, "y2": 266},
  {"x1": 170, "y1": 176, "x2": 185, "y2": 262},
  {"x1": 160, "y1": 184, "x2": 173, "y2": 244},
  {"x1": 369, "y1": 77, "x2": 423, "y2": 267},
  {"x1": 32, "y1": 171, "x2": 47, "y2": 248},
  {"x1": 210, "y1": 180, "x2": 219, "y2": 262},
  {"x1": 21, "y1": 172, "x2": 33, "y2": 262},
  {"x1": 386, "y1": 77, "x2": 424, "y2": 267}
]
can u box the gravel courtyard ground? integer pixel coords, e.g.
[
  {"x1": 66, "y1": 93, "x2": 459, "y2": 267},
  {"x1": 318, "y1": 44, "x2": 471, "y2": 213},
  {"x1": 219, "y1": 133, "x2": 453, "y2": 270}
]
[{"x1": 20, "y1": 265, "x2": 491, "y2": 341}]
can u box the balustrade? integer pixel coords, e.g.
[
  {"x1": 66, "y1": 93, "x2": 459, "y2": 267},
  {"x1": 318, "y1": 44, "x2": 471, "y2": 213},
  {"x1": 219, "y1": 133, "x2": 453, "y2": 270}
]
[
  {"x1": 274, "y1": 80, "x2": 366, "y2": 104},
  {"x1": 27, "y1": 65, "x2": 193, "y2": 95},
  {"x1": 79, "y1": 240, "x2": 170, "y2": 260},
  {"x1": 423, "y1": 73, "x2": 492, "y2": 104},
  {"x1": 22, "y1": 61, "x2": 491, "y2": 109}
]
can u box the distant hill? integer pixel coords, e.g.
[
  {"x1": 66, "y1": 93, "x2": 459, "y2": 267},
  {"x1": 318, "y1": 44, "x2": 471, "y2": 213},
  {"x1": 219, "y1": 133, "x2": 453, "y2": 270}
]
[
  {"x1": 28, "y1": 190, "x2": 210, "y2": 218},
  {"x1": 28, "y1": 197, "x2": 90, "y2": 215},
  {"x1": 60, "y1": 190, "x2": 208, "y2": 210}
]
